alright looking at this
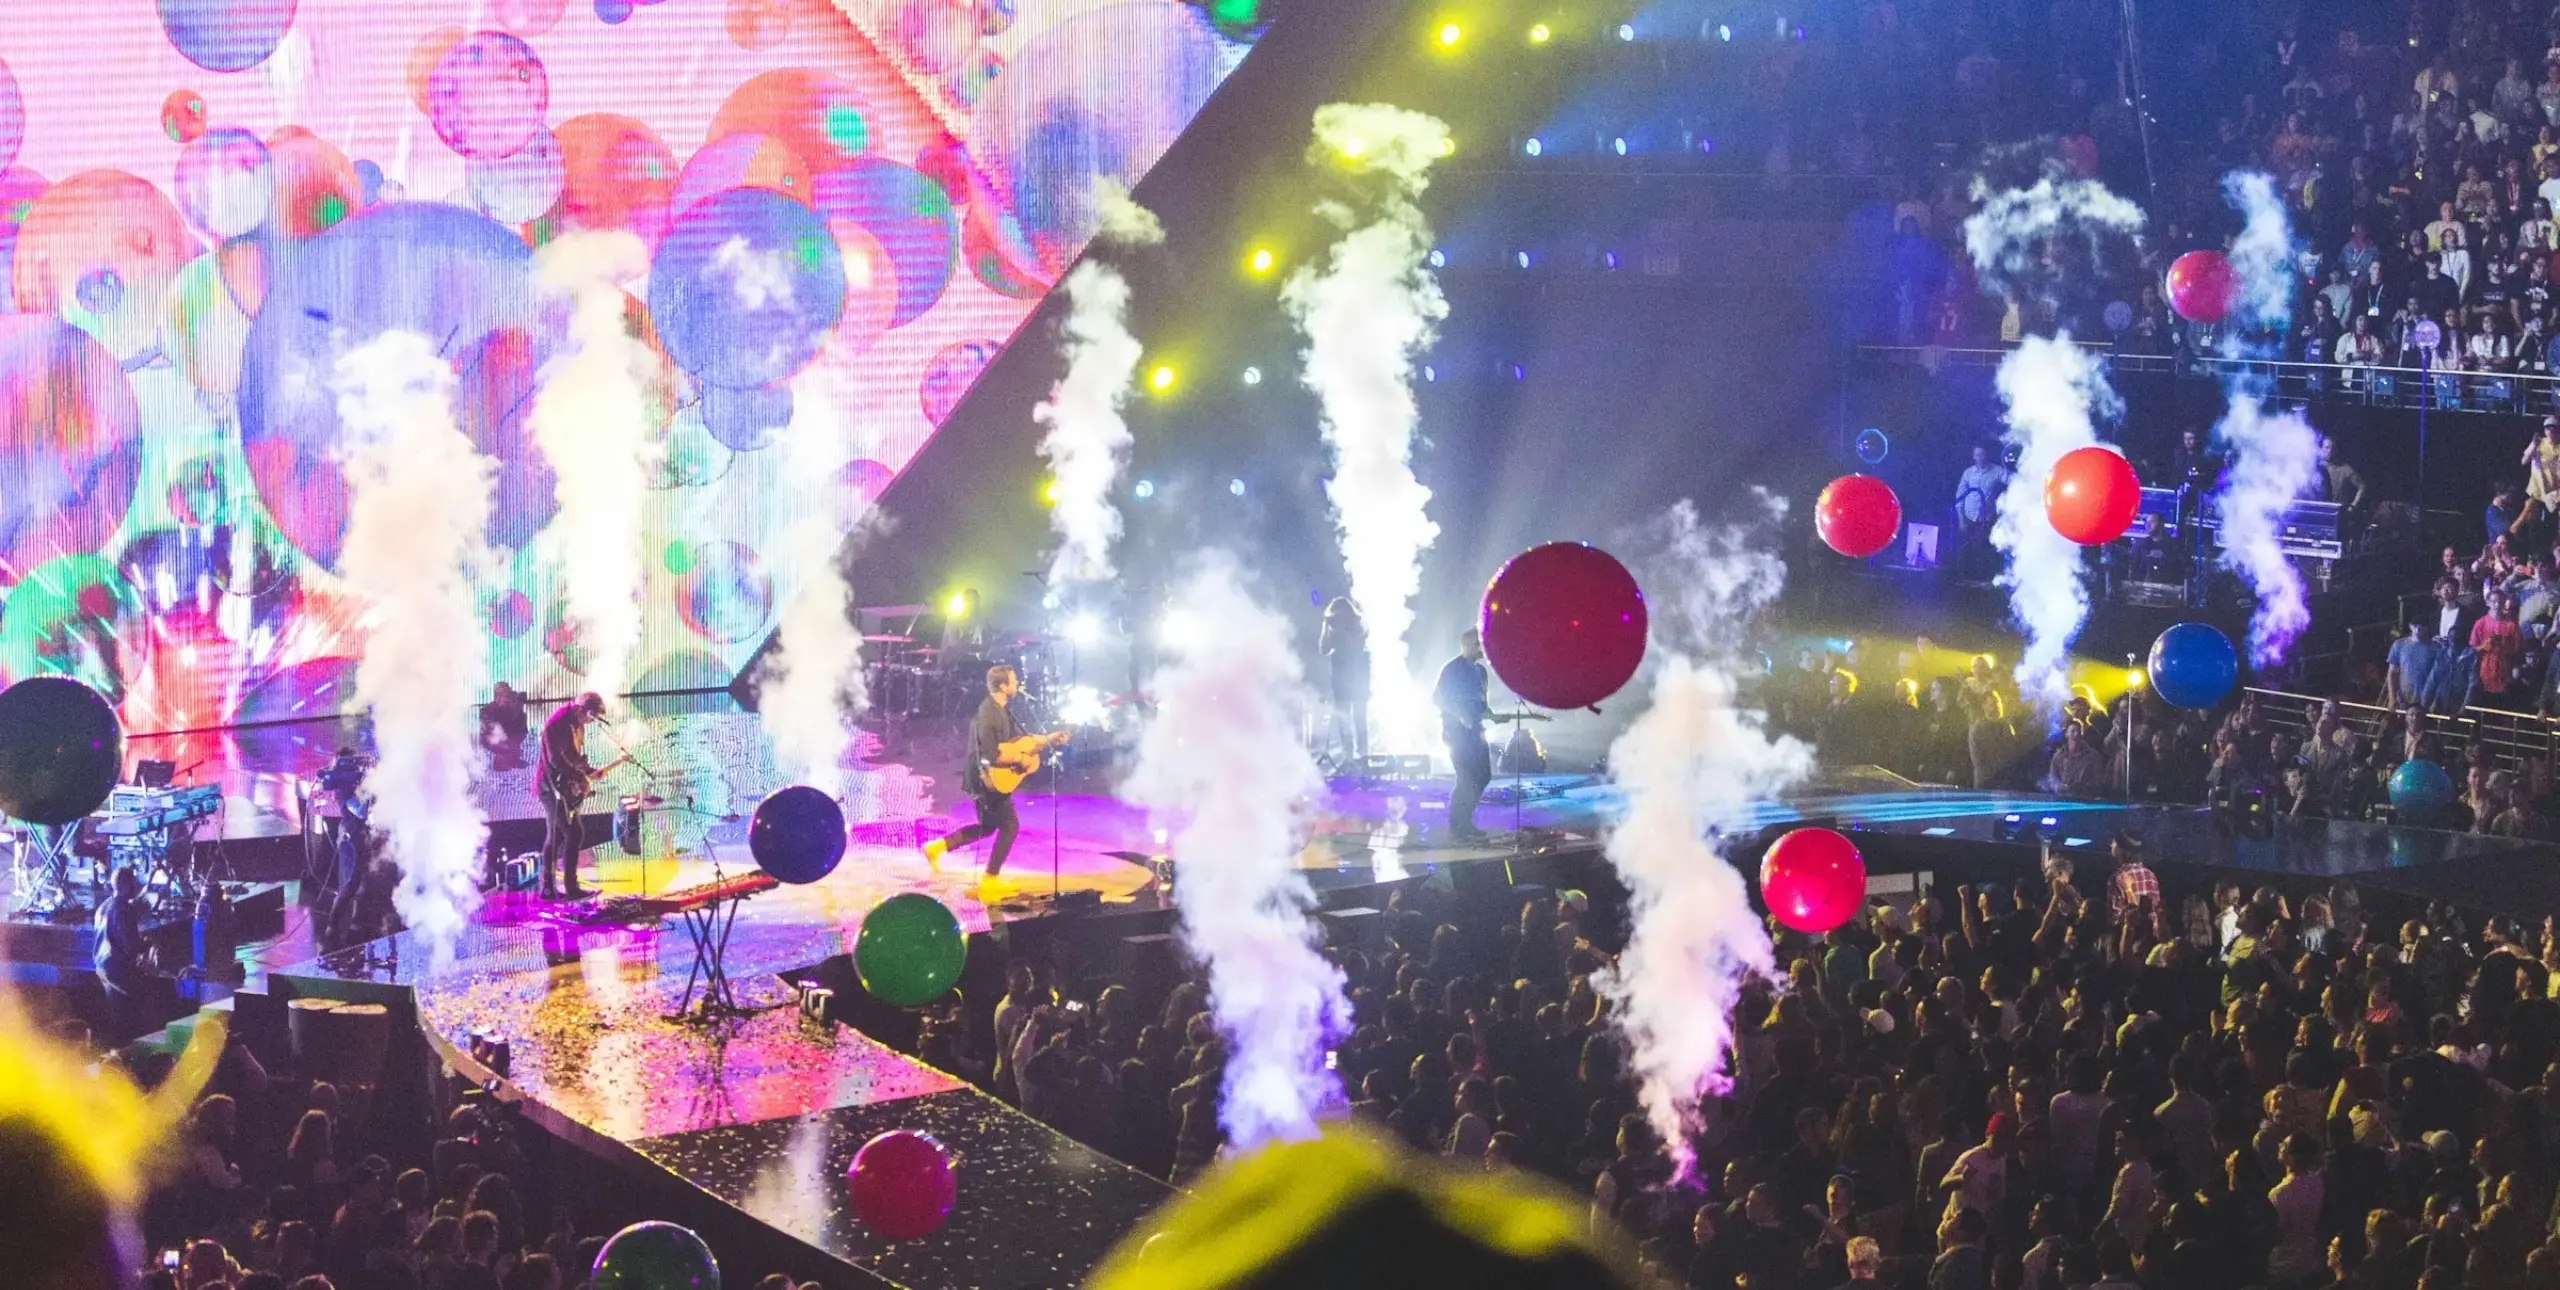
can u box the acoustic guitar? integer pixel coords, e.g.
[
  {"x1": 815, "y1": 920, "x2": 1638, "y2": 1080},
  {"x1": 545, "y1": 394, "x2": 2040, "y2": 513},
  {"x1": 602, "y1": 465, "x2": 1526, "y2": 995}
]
[{"x1": 981, "y1": 731, "x2": 1070, "y2": 794}]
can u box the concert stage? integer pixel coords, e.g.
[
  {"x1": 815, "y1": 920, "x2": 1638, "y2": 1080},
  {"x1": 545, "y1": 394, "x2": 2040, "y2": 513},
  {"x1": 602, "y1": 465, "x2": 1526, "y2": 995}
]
[{"x1": 29, "y1": 696, "x2": 2557, "y2": 1284}]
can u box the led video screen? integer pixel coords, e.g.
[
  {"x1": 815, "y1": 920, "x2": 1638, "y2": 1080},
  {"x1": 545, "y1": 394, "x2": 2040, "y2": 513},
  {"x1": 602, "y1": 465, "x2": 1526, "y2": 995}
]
[{"x1": 0, "y1": 0, "x2": 1247, "y2": 736}]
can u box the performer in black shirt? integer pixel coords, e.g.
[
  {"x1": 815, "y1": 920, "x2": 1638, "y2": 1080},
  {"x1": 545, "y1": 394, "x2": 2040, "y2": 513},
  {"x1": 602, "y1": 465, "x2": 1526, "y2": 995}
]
[
  {"x1": 923, "y1": 665, "x2": 1063, "y2": 896},
  {"x1": 536, "y1": 692, "x2": 620, "y2": 899},
  {"x1": 1319, "y1": 596, "x2": 1371, "y2": 764},
  {"x1": 1434, "y1": 629, "x2": 1493, "y2": 842}
]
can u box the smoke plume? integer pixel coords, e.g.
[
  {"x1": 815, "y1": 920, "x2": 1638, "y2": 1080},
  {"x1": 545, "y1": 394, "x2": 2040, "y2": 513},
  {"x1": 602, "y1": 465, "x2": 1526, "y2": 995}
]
[
  {"x1": 760, "y1": 373, "x2": 874, "y2": 804},
  {"x1": 1282, "y1": 102, "x2": 1451, "y2": 752},
  {"x1": 1962, "y1": 168, "x2": 2142, "y2": 710},
  {"x1": 1123, "y1": 553, "x2": 1348, "y2": 1149},
  {"x1": 333, "y1": 331, "x2": 497, "y2": 966},
  {"x1": 2210, "y1": 172, "x2": 2319, "y2": 665},
  {"x1": 530, "y1": 231, "x2": 663, "y2": 703},
  {"x1": 1989, "y1": 337, "x2": 2120, "y2": 708},
  {"x1": 1600, "y1": 495, "x2": 1813, "y2": 1173},
  {"x1": 1037, "y1": 182, "x2": 1164, "y2": 586}
]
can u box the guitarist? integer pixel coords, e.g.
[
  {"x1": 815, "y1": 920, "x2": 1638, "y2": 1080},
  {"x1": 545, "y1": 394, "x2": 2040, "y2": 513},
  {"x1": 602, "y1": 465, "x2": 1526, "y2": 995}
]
[
  {"x1": 537, "y1": 692, "x2": 619, "y2": 900},
  {"x1": 1434, "y1": 628, "x2": 1495, "y2": 843},
  {"x1": 923, "y1": 664, "x2": 1061, "y2": 896}
]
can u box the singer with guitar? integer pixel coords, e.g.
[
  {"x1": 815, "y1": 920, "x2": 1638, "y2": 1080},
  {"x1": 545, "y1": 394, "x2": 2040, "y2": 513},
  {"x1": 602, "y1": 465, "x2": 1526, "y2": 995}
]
[
  {"x1": 923, "y1": 664, "x2": 1066, "y2": 897},
  {"x1": 537, "y1": 692, "x2": 631, "y2": 900}
]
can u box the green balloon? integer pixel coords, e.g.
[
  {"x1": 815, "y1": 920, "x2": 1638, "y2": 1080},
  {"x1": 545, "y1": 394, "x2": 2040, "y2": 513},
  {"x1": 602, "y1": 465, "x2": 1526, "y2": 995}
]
[
  {"x1": 855, "y1": 893, "x2": 966, "y2": 1008},
  {"x1": 590, "y1": 1221, "x2": 719, "y2": 1290}
]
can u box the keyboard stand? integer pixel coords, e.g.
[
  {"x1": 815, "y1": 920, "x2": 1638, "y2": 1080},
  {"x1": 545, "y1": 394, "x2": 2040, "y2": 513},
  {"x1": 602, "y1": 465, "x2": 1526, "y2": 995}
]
[
  {"x1": 668, "y1": 880, "x2": 751, "y2": 1023},
  {"x1": 9, "y1": 823, "x2": 78, "y2": 916}
]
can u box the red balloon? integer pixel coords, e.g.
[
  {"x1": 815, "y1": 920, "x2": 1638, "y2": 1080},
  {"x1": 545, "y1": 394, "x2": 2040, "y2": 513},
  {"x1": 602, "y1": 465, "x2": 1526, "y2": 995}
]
[
  {"x1": 847, "y1": 1130, "x2": 955, "y2": 1239},
  {"x1": 2043, "y1": 446, "x2": 2141, "y2": 545},
  {"x1": 1479, "y1": 543, "x2": 1649, "y2": 711},
  {"x1": 2164, "y1": 250, "x2": 2236, "y2": 324},
  {"x1": 1815, "y1": 474, "x2": 1901, "y2": 558},
  {"x1": 1759, "y1": 827, "x2": 1866, "y2": 933}
]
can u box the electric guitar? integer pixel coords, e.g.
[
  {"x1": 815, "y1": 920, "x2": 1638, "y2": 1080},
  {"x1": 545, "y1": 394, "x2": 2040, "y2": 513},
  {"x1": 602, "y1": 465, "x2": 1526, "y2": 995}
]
[
  {"x1": 981, "y1": 731, "x2": 1070, "y2": 794},
  {"x1": 545, "y1": 753, "x2": 633, "y2": 801}
]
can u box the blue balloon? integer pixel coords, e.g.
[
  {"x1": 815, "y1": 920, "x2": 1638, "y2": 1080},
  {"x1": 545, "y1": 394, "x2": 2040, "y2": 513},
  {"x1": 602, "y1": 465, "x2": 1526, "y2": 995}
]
[
  {"x1": 648, "y1": 188, "x2": 845, "y2": 391},
  {"x1": 2146, "y1": 622, "x2": 2238, "y2": 709},
  {"x1": 749, "y1": 785, "x2": 846, "y2": 884},
  {"x1": 2389, "y1": 759, "x2": 2455, "y2": 825}
]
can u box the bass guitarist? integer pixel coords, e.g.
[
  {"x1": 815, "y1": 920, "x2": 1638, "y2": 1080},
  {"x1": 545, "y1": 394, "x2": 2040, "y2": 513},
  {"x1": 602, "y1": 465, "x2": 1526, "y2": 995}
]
[
  {"x1": 924, "y1": 664, "x2": 1065, "y2": 897},
  {"x1": 537, "y1": 692, "x2": 630, "y2": 900}
]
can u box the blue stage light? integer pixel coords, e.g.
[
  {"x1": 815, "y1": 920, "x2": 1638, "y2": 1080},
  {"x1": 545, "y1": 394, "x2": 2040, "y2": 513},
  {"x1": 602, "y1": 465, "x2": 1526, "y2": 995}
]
[
  {"x1": 1514, "y1": 250, "x2": 1530, "y2": 268},
  {"x1": 1428, "y1": 248, "x2": 1446, "y2": 267},
  {"x1": 1602, "y1": 250, "x2": 1619, "y2": 269},
  {"x1": 1617, "y1": 22, "x2": 1634, "y2": 40},
  {"x1": 1716, "y1": 23, "x2": 1731, "y2": 40},
  {"x1": 1523, "y1": 136, "x2": 1542, "y2": 157},
  {"x1": 1134, "y1": 478, "x2": 1155, "y2": 500},
  {"x1": 1241, "y1": 366, "x2": 1263, "y2": 386},
  {"x1": 1228, "y1": 478, "x2": 1247, "y2": 497},
  {"x1": 1611, "y1": 137, "x2": 1627, "y2": 155},
  {"x1": 1423, "y1": 365, "x2": 1437, "y2": 382}
]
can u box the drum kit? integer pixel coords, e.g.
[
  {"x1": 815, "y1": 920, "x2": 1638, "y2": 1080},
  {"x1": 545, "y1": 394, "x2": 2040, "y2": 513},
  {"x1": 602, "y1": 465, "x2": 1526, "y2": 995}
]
[{"x1": 862, "y1": 632, "x2": 1067, "y2": 723}]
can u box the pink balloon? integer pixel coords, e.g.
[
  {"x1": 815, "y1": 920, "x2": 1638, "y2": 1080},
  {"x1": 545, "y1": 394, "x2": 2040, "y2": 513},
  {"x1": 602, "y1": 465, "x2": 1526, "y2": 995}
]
[{"x1": 1759, "y1": 828, "x2": 1866, "y2": 933}]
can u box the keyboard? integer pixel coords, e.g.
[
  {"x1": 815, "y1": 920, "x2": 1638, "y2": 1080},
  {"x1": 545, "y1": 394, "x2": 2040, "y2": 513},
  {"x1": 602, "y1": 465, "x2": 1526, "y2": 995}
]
[
  {"x1": 584, "y1": 871, "x2": 780, "y2": 924},
  {"x1": 96, "y1": 785, "x2": 221, "y2": 836}
]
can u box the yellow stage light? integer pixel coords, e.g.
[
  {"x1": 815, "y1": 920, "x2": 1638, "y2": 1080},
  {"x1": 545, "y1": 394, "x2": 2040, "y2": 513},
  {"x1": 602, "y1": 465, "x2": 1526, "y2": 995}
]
[
  {"x1": 1246, "y1": 247, "x2": 1276, "y2": 275},
  {"x1": 1437, "y1": 136, "x2": 1456, "y2": 156},
  {"x1": 1341, "y1": 138, "x2": 1366, "y2": 158},
  {"x1": 1437, "y1": 21, "x2": 1462, "y2": 45},
  {"x1": 1528, "y1": 21, "x2": 1551, "y2": 42},
  {"x1": 1148, "y1": 364, "x2": 1178, "y2": 392},
  {"x1": 2126, "y1": 669, "x2": 2147, "y2": 689},
  {"x1": 945, "y1": 592, "x2": 971, "y2": 618},
  {"x1": 1042, "y1": 479, "x2": 1060, "y2": 504}
]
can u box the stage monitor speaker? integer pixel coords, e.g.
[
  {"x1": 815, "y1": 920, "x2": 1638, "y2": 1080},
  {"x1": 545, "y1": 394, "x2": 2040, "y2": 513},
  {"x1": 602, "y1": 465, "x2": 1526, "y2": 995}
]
[{"x1": 616, "y1": 797, "x2": 644, "y2": 855}]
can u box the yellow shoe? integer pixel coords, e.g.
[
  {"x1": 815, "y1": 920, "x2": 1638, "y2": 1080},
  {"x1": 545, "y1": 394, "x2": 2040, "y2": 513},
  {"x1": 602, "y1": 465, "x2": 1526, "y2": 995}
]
[
  {"x1": 921, "y1": 838, "x2": 947, "y2": 873},
  {"x1": 977, "y1": 873, "x2": 1018, "y2": 898}
]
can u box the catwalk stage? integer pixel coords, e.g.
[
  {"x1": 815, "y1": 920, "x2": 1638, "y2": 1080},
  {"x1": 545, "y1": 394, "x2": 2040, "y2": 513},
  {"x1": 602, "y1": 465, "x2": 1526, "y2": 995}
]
[{"x1": 13, "y1": 703, "x2": 2557, "y2": 1285}]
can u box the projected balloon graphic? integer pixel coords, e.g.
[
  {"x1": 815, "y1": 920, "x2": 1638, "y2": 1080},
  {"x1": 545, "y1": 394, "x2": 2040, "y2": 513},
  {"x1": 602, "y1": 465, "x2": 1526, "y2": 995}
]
[
  {"x1": 848, "y1": 1130, "x2": 957, "y2": 1239},
  {"x1": 0, "y1": 0, "x2": 1255, "y2": 737},
  {"x1": 649, "y1": 188, "x2": 846, "y2": 391},
  {"x1": 1478, "y1": 543, "x2": 1649, "y2": 711},
  {"x1": 1759, "y1": 827, "x2": 1865, "y2": 933},
  {"x1": 2044, "y1": 446, "x2": 2141, "y2": 545},
  {"x1": 1815, "y1": 474, "x2": 1901, "y2": 558}
]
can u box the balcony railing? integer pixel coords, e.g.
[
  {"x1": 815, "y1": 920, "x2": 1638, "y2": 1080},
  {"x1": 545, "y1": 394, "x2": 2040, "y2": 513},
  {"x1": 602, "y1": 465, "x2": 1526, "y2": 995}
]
[{"x1": 1858, "y1": 344, "x2": 2560, "y2": 417}]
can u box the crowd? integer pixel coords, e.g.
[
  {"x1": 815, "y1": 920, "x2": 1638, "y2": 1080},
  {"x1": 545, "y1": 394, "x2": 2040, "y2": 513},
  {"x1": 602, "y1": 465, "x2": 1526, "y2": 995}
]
[
  {"x1": 1758, "y1": 623, "x2": 2560, "y2": 837},
  {"x1": 110, "y1": 1045, "x2": 814, "y2": 1290},
  {"x1": 913, "y1": 823, "x2": 2560, "y2": 1290}
]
